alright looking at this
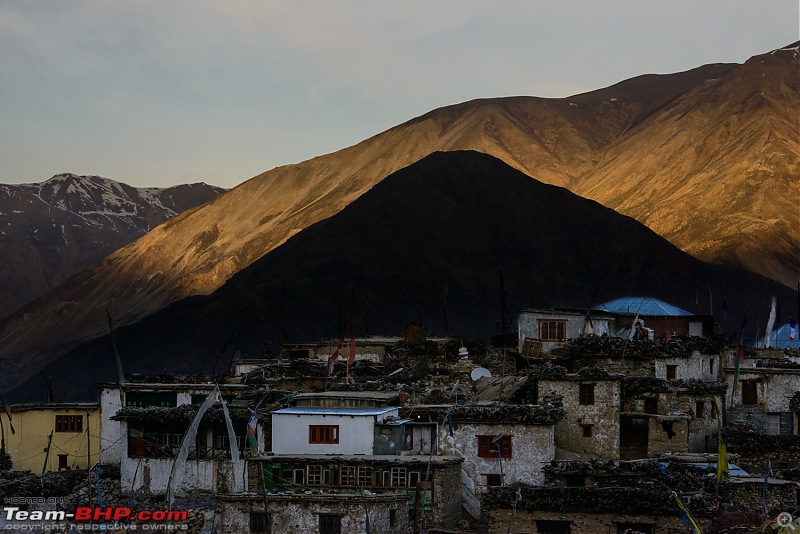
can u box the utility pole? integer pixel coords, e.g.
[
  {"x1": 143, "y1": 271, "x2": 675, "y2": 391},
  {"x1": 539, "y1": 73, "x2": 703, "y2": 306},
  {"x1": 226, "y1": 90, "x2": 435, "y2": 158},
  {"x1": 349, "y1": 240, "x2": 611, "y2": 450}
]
[
  {"x1": 86, "y1": 413, "x2": 91, "y2": 504},
  {"x1": 41, "y1": 430, "x2": 54, "y2": 485}
]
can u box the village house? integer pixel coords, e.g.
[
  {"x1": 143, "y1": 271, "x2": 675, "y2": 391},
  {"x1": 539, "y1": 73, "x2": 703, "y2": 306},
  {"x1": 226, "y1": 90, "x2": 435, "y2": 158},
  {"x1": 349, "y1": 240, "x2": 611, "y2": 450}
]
[
  {"x1": 4, "y1": 402, "x2": 100, "y2": 473},
  {"x1": 592, "y1": 296, "x2": 714, "y2": 339},
  {"x1": 216, "y1": 389, "x2": 464, "y2": 533},
  {"x1": 724, "y1": 349, "x2": 800, "y2": 435},
  {"x1": 517, "y1": 297, "x2": 715, "y2": 358},
  {"x1": 621, "y1": 376, "x2": 725, "y2": 454},
  {"x1": 517, "y1": 308, "x2": 616, "y2": 355},
  {"x1": 536, "y1": 369, "x2": 623, "y2": 460},
  {"x1": 97, "y1": 379, "x2": 261, "y2": 496},
  {"x1": 397, "y1": 402, "x2": 564, "y2": 520}
]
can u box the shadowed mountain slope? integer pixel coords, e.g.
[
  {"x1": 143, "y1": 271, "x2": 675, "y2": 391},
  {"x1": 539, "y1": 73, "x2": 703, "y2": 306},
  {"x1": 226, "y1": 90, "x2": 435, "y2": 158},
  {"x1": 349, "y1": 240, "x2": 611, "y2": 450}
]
[
  {"x1": 0, "y1": 45, "x2": 796, "y2": 392},
  {"x1": 8, "y1": 151, "x2": 781, "y2": 401}
]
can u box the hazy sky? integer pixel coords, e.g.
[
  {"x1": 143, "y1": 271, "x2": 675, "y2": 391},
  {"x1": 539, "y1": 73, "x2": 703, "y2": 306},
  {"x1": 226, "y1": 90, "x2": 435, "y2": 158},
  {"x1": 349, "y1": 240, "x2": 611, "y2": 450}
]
[{"x1": 1, "y1": 1, "x2": 797, "y2": 188}]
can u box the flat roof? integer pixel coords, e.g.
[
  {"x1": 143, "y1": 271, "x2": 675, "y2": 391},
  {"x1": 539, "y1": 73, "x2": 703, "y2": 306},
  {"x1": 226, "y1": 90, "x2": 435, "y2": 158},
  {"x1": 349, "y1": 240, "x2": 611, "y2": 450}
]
[
  {"x1": 10, "y1": 403, "x2": 99, "y2": 412},
  {"x1": 257, "y1": 454, "x2": 462, "y2": 465},
  {"x1": 274, "y1": 406, "x2": 399, "y2": 416},
  {"x1": 293, "y1": 391, "x2": 398, "y2": 400}
]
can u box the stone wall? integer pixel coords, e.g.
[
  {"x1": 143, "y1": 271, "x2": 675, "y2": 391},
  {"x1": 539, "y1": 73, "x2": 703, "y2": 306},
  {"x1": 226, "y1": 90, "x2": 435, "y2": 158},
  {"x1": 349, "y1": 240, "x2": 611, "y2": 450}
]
[
  {"x1": 724, "y1": 479, "x2": 799, "y2": 515},
  {"x1": 220, "y1": 493, "x2": 409, "y2": 534},
  {"x1": 647, "y1": 416, "x2": 689, "y2": 456},
  {"x1": 431, "y1": 458, "x2": 462, "y2": 525},
  {"x1": 538, "y1": 378, "x2": 620, "y2": 459},
  {"x1": 438, "y1": 421, "x2": 555, "y2": 494}
]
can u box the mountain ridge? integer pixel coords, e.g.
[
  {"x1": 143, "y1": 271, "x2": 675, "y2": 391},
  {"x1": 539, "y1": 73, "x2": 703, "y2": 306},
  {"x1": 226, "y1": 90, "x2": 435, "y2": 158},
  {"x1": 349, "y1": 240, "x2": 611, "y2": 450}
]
[
  {"x1": 0, "y1": 44, "x2": 796, "y2": 392},
  {"x1": 0, "y1": 173, "x2": 226, "y2": 319},
  {"x1": 7, "y1": 151, "x2": 781, "y2": 401}
]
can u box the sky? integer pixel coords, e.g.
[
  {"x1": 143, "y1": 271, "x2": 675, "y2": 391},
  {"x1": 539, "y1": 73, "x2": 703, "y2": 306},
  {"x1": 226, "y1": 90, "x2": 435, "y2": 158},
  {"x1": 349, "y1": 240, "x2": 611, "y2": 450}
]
[{"x1": 1, "y1": 1, "x2": 797, "y2": 189}]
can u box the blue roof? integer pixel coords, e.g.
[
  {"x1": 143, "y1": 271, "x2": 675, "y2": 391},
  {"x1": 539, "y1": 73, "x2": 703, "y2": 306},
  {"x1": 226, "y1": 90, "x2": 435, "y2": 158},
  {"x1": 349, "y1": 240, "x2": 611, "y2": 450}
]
[
  {"x1": 593, "y1": 296, "x2": 693, "y2": 317},
  {"x1": 274, "y1": 406, "x2": 398, "y2": 416}
]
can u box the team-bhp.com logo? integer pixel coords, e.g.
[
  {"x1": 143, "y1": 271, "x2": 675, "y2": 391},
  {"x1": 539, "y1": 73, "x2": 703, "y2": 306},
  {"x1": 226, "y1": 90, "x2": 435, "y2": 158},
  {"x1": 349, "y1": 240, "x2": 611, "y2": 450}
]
[{"x1": 3, "y1": 504, "x2": 188, "y2": 530}]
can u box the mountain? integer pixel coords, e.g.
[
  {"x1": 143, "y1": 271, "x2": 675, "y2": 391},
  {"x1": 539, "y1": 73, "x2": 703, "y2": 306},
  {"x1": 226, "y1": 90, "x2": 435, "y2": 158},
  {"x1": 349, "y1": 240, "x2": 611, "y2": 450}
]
[
  {"x1": 0, "y1": 44, "x2": 797, "y2": 392},
  {"x1": 0, "y1": 173, "x2": 226, "y2": 318},
  {"x1": 6, "y1": 151, "x2": 784, "y2": 401}
]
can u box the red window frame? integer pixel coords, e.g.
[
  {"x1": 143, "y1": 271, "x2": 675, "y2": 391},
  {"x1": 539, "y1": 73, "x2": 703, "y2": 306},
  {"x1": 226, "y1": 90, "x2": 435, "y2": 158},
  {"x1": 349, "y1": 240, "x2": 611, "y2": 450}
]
[
  {"x1": 309, "y1": 425, "x2": 339, "y2": 444},
  {"x1": 477, "y1": 435, "x2": 512, "y2": 458},
  {"x1": 55, "y1": 415, "x2": 83, "y2": 433}
]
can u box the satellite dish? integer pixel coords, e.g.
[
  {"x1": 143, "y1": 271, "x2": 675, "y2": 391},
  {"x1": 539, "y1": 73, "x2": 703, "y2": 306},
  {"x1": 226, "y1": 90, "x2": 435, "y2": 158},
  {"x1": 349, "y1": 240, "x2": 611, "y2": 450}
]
[{"x1": 470, "y1": 367, "x2": 492, "y2": 381}]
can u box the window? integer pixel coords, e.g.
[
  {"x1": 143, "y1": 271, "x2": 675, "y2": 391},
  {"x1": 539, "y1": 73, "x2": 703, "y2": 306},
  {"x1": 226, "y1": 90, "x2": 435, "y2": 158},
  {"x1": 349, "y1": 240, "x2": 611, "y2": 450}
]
[
  {"x1": 340, "y1": 466, "x2": 356, "y2": 486},
  {"x1": 538, "y1": 320, "x2": 566, "y2": 342},
  {"x1": 307, "y1": 465, "x2": 323, "y2": 485},
  {"x1": 250, "y1": 513, "x2": 271, "y2": 533},
  {"x1": 125, "y1": 392, "x2": 177, "y2": 407},
  {"x1": 58, "y1": 454, "x2": 68, "y2": 470},
  {"x1": 357, "y1": 466, "x2": 372, "y2": 486},
  {"x1": 644, "y1": 398, "x2": 658, "y2": 414},
  {"x1": 695, "y1": 401, "x2": 705, "y2": 419},
  {"x1": 536, "y1": 520, "x2": 572, "y2": 534},
  {"x1": 309, "y1": 425, "x2": 339, "y2": 444},
  {"x1": 293, "y1": 469, "x2": 305, "y2": 485},
  {"x1": 665, "y1": 365, "x2": 677, "y2": 380},
  {"x1": 55, "y1": 415, "x2": 83, "y2": 433},
  {"x1": 128, "y1": 425, "x2": 192, "y2": 458},
  {"x1": 578, "y1": 384, "x2": 595, "y2": 405},
  {"x1": 742, "y1": 381, "x2": 758, "y2": 405},
  {"x1": 391, "y1": 467, "x2": 407, "y2": 487},
  {"x1": 709, "y1": 358, "x2": 714, "y2": 375},
  {"x1": 389, "y1": 509, "x2": 397, "y2": 527},
  {"x1": 319, "y1": 514, "x2": 342, "y2": 534},
  {"x1": 580, "y1": 424, "x2": 593, "y2": 438},
  {"x1": 477, "y1": 435, "x2": 513, "y2": 458},
  {"x1": 484, "y1": 474, "x2": 502, "y2": 487}
]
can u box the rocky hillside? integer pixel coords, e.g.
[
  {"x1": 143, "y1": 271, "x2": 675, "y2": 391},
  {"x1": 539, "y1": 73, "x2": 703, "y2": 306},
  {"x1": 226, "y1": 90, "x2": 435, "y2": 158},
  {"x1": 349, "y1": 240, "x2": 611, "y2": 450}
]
[
  {"x1": 0, "y1": 173, "x2": 225, "y2": 318},
  {"x1": 0, "y1": 44, "x2": 796, "y2": 392}
]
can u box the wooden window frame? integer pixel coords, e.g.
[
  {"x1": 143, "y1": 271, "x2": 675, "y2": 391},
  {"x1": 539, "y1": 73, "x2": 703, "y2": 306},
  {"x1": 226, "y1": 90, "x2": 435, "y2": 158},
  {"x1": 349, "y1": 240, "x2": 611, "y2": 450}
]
[
  {"x1": 665, "y1": 364, "x2": 677, "y2": 380},
  {"x1": 695, "y1": 401, "x2": 705, "y2": 419},
  {"x1": 55, "y1": 415, "x2": 83, "y2": 433},
  {"x1": 340, "y1": 466, "x2": 357, "y2": 486},
  {"x1": 390, "y1": 467, "x2": 407, "y2": 487},
  {"x1": 578, "y1": 384, "x2": 595, "y2": 405},
  {"x1": 477, "y1": 435, "x2": 513, "y2": 458},
  {"x1": 741, "y1": 381, "x2": 758, "y2": 405},
  {"x1": 309, "y1": 425, "x2": 339, "y2": 444},
  {"x1": 538, "y1": 319, "x2": 567, "y2": 342},
  {"x1": 307, "y1": 465, "x2": 323, "y2": 485}
]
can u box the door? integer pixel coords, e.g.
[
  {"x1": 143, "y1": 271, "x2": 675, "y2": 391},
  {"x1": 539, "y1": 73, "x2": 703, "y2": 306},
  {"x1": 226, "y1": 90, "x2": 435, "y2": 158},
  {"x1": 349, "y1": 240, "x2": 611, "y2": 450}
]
[{"x1": 411, "y1": 425, "x2": 434, "y2": 453}]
